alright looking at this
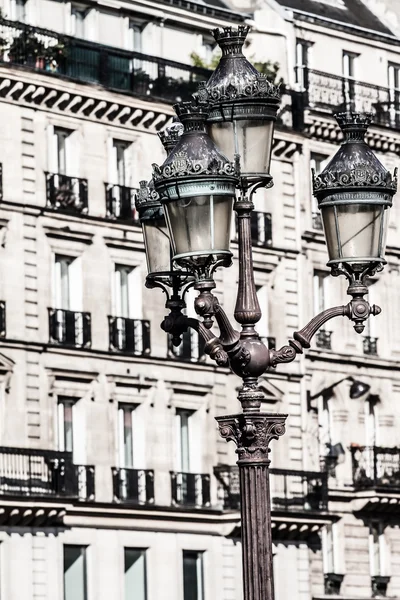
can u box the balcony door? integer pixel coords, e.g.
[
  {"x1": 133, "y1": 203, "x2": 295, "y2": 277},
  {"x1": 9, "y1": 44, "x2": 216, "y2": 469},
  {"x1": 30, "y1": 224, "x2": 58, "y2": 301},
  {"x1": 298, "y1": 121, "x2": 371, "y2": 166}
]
[
  {"x1": 118, "y1": 404, "x2": 146, "y2": 500},
  {"x1": 58, "y1": 397, "x2": 86, "y2": 467},
  {"x1": 342, "y1": 51, "x2": 358, "y2": 110},
  {"x1": 295, "y1": 40, "x2": 310, "y2": 91},
  {"x1": 53, "y1": 255, "x2": 83, "y2": 344},
  {"x1": 113, "y1": 265, "x2": 143, "y2": 351}
]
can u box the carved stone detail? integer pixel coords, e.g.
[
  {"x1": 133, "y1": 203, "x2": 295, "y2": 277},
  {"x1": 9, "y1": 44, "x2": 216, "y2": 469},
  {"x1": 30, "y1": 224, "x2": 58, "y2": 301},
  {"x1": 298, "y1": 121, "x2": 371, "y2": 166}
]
[{"x1": 216, "y1": 412, "x2": 287, "y2": 463}]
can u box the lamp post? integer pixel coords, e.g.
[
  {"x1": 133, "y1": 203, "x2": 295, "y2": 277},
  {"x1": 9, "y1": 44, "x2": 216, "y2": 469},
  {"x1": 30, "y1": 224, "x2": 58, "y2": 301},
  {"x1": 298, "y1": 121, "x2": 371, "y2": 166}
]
[{"x1": 136, "y1": 26, "x2": 396, "y2": 600}]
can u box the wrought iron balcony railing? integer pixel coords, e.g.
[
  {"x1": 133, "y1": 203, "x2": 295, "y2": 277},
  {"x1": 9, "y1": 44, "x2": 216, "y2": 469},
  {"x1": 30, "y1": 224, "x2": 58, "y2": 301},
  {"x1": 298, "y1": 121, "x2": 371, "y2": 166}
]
[
  {"x1": 363, "y1": 336, "x2": 378, "y2": 356},
  {"x1": 45, "y1": 173, "x2": 88, "y2": 214},
  {"x1": 214, "y1": 465, "x2": 328, "y2": 511},
  {"x1": 304, "y1": 68, "x2": 400, "y2": 131},
  {"x1": 0, "y1": 447, "x2": 94, "y2": 500},
  {"x1": 312, "y1": 212, "x2": 323, "y2": 231},
  {"x1": 351, "y1": 445, "x2": 400, "y2": 490},
  {"x1": 171, "y1": 471, "x2": 211, "y2": 508},
  {"x1": 112, "y1": 468, "x2": 154, "y2": 505},
  {"x1": 315, "y1": 329, "x2": 332, "y2": 350},
  {"x1": 105, "y1": 184, "x2": 139, "y2": 223},
  {"x1": 168, "y1": 330, "x2": 206, "y2": 363},
  {"x1": 48, "y1": 308, "x2": 91, "y2": 349},
  {"x1": 108, "y1": 317, "x2": 151, "y2": 356},
  {"x1": 0, "y1": 18, "x2": 211, "y2": 104}
]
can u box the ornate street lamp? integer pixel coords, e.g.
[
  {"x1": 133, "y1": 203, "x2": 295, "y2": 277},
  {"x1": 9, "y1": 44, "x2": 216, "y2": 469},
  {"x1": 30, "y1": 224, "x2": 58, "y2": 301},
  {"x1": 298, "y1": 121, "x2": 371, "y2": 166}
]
[{"x1": 139, "y1": 27, "x2": 396, "y2": 600}]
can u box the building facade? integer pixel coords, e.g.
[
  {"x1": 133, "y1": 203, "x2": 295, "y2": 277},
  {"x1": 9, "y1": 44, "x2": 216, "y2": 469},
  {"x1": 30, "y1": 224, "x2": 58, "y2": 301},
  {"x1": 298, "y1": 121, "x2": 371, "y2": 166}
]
[{"x1": 0, "y1": 0, "x2": 398, "y2": 599}]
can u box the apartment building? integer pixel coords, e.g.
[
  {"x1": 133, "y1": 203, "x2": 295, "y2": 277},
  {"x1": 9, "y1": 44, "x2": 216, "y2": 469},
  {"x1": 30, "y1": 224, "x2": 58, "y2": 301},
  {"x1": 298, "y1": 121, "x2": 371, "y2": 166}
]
[{"x1": 0, "y1": 0, "x2": 398, "y2": 599}]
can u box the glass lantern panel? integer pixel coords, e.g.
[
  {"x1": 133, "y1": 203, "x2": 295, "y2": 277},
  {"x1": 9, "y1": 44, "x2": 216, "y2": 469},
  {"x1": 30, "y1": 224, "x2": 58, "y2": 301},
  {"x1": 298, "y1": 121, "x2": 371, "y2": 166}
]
[
  {"x1": 209, "y1": 119, "x2": 274, "y2": 176},
  {"x1": 322, "y1": 204, "x2": 387, "y2": 263},
  {"x1": 165, "y1": 194, "x2": 234, "y2": 261},
  {"x1": 142, "y1": 220, "x2": 171, "y2": 275}
]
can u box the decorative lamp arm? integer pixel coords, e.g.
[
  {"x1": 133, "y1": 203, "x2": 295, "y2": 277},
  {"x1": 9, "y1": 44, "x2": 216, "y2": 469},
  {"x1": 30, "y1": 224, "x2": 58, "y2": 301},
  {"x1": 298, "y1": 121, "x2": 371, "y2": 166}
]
[{"x1": 269, "y1": 298, "x2": 381, "y2": 368}]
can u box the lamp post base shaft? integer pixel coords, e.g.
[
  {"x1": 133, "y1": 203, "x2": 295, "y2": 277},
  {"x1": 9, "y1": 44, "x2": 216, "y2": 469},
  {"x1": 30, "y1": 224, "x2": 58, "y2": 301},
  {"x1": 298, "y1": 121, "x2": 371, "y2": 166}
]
[{"x1": 216, "y1": 412, "x2": 287, "y2": 600}]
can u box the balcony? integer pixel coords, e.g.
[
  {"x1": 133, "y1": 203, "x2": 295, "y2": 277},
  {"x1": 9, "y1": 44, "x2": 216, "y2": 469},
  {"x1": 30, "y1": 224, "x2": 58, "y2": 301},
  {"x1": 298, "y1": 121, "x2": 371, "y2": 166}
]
[
  {"x1": 303, "y1": 69, "x2": 400, "y2": 131},
  {"x1": 112, "y1": 468, "x2": 154, "y2": 505},
  {"x1": 109, "y1": 317, "x2": 151, "y2": 356},
  {"x1": 363, "y1": 336, "x2": 378, "y2": 356},
  {"x1": 0, "y1": 446, "x2": 94, "y2": 501},
  {"x1": 315, "y1": 329, "x2": 332, "y2": 350},
  {"x1": 105, "y1": 184, "x2": 139, "y2": 223},
  {"x1": 351, "y1": 445, "x2": 400, "y2": 490},
  {"x1": 45, "y1": 173, "x2": 88, "y2": 215},
  {"x1": 48, "y1": 308, "x2": 91, "y2": 349},
  {"x1": 214, "y1": 465, "x2": 328, "y2": 512},
  {"x1": 168, "y1": 330, "x2": 205, "y2": 363},
  {"x1": 0, "y1": 19, "x2": 211, "y2": 104},
  {"x1": 171, "y1": 472, "x2": 211, "y2": 508},
  {"x1": 312, "y1": 212, "x2": 323, "y2": 231}
]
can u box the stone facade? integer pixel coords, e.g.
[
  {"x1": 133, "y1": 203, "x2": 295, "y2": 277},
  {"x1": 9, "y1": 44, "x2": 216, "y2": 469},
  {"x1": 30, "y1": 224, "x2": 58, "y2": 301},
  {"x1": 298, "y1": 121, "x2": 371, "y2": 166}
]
[{"x1": 0, "y1": 0, "x2": 398, "y2": 599}]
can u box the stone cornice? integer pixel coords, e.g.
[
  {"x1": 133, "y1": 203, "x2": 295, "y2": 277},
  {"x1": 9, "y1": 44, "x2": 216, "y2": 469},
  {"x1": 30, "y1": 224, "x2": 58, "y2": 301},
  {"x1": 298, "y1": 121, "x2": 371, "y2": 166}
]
[
  {"x1": 0, "y1": 66, "x2": 174, "y2": 133},
  {"x1": 304, "y1": 112, "x2": 400, "y2": 154}
]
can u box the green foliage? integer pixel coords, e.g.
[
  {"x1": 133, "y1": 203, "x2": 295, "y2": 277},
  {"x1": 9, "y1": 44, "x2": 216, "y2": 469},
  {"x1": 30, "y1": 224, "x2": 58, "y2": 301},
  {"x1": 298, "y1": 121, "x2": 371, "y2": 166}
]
[{"x1": 190, "y1": 51, "x2": 284, "y2": 86}]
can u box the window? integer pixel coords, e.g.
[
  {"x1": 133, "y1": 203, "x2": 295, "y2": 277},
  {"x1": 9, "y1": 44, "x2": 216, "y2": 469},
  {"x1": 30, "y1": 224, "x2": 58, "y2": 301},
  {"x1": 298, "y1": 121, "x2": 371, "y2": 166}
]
[
  {"x1": 342, "y1": 51, "x2": 358, "y2": 108},
  {"x1": 369, "y1": 523, "x2": 386, "y2": 576},
  {"x1": 177, "y1": 409, "x2": 192, "y2": 473},
  {"x1": 54, "y1": 128, "x2": 72, "y2": 176},
  {"x1": 256, "y1": 285, "x2": 269, "y2": 340},
  {"x1": 295, "y1": 40, "x2": 310, "y2": 90},
  {"x1": 313, "y1": 271, "x2": 329, "y2": 313},
  {"x1": 183, "y1": 551, "x2": 204, "y2": 600},
  {"x1": 54, "y1": 255, "x2": 73, "y2": 310},
  {"x1": 58, "y1": 397, "x2": 75, "y2": 453},
  {"x1": 388, "y1": 63, "x2": 400, "y2": 126},
  {"x1": 322, "y1": 524, "x2": 336, "y2": 573},
  {"x1": 14, "y1": 0, "x2": 27, "y2": 21},
  {"x1": 64, "y1": 545, "x2": 87, "y2": 600},
  {"x1": 128, "y1": 21, "x2": 142, "y2": 52},
  {"x1": 124, "y1": 548, "x2": 147, "y2": 600},
  {"x1": 119, "y1": 404, "x2": 135, "y2": 468},
  {"x1": 110, "y1": 140, "x2": 130, "y2": 187},
  {"x1": 114, "y1": 265, "x2": 133, "y2": 319},
  {"x1": 71, "y1": 6, "x2": 88, "y2": 38},
  {"x1": 310, "y1": 153, "x2": 329, "y2": 228}
]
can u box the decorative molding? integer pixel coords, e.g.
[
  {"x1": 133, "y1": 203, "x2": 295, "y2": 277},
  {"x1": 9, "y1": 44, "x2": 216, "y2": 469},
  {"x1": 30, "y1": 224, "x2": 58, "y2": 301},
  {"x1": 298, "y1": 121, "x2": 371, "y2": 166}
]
[
  {"x1": 305, "y1": 113, "x2": 400, "y2": 154},
  {"x1": 216, "y1": 412, "x2": 287, "y2": 462},
  {"x1": 0, "y1": 70, "x2": 174, "y2": 133},
  {"x1": 272, "y1": 137, "x2": 302, "y2": 161}
]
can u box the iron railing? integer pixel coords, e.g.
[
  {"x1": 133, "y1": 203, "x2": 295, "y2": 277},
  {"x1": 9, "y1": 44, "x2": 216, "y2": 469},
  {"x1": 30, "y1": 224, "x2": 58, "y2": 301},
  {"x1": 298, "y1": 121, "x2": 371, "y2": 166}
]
[
  {"x1": 315, "y1": 329, "x2": 332, "y2": 350},
  {"x1": 0, "y1": 301, "x2": 5, "y2": 338},
  {"x1": 312, "y1": 212, "x2": 323, "y2": 231},
  {"x1": 214, "y1": 465, "x2": 328, "y2": 511},
  {"x1": 0, "y1": 19, "x2": 211, "y2": 103},
  {"x1": 108, "y1": 317, "x2": 150, "y2": 355},
  {"x1": 305, "y1": 69, "x2": 400, "y2": 130},
  {"x1": 48, "y1": 308, "x2": 91, "y2": 348},
  {"x1": 105, "y1": 184, "x2": 139, "y2": 223},
  {"x1": 351, "y1": 445, "x2": 400, "y2": 489},
  {"x1": 171, "y1": 472, "x2": 211, "y2": 508},
  {"x1": 0, "y1": 447, "x2": 94, "y2": 500},
  {"x1": 45, "y1": 173, "x2": 88, "y2": 214},
  {"x1": 112, "y1": 468, "x2": 154, "y2": 505},
  {"x1": 363, "y1": 336, "x2": 378, "y2": 356},
  {"x1": 168, "y1": 330, "x2": 205, "y2": 363}
]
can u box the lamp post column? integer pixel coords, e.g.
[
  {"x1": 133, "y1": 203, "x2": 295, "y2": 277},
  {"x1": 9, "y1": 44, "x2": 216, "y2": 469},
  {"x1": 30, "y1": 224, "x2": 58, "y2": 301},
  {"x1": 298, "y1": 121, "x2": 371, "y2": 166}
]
[{"x1": 217, "y1": 409, "x2": 286, "y2": 600}]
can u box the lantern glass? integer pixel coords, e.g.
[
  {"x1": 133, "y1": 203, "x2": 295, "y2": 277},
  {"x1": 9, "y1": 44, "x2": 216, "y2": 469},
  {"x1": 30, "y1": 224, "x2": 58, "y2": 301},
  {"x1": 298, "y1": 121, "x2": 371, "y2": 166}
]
[
  {"x1": 142, "y1": 219, "x2": 171, "y2": 275},
  {"x1": 321, "y1": 201, "x2": 388, "y2": 265},
  {"x1": 209, "y1": 118, "x2": 274, "y2": 176},
  {"x1": 164, "y1": 194, "x2": 234, "y2": 264}
]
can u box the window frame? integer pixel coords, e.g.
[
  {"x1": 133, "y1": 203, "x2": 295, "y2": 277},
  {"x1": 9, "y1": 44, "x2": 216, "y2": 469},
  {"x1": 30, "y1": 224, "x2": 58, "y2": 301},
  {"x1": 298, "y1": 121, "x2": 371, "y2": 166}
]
[
  {"x1": 63, "y1": 544, "x2": 88, "y2": 600},
  {"x1": 124, "y1": 547, "x2": 148, "y2": 600},
  {"x1": 182, "y1": 550, "x2": 205, "y2": 600}
]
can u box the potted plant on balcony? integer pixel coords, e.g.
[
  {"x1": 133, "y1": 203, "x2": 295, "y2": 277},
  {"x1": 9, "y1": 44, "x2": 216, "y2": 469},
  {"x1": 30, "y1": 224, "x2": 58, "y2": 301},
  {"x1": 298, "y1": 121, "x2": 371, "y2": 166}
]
[
  {"x1": 44, "y1": 40, "x2": 68, "y2": 73},
  {"x1": 8, "y1": 28, "x2": 47, "y2": 68}
]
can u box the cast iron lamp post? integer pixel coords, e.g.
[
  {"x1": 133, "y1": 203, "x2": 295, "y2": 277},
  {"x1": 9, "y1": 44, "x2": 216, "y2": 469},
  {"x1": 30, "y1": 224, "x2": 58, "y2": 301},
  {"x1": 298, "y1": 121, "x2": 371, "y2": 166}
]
[{"x1": 136, "y1": 26, "x2": 396, "y2": 600}]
